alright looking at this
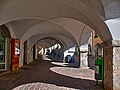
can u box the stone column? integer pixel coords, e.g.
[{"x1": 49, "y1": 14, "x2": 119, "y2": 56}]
[
  {"x1": 103, "y1": 40, "x2": 120, "y2": 90},
  {"x1": 79, "y1": 44, "x2": 88, "y2": 68},
  {"x1": 80, "y1": 51, "x2": 88, "y2": 67},
  {"x1": 19, "y1": 42, "x2": 24, "y2": 67}
]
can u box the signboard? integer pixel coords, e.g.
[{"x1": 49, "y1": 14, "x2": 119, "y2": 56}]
[{"x1": 12, "y1": 39, "x2": 20, "y2": 71}]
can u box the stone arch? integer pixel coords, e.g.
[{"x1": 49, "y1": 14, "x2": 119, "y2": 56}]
[
  {"x1": 36, "y1": 37, "x2": 66, "y2": 50},
  {"x1": 21, "y1": 20, "x2": 79, "y2": 46},
  {"x1": 0, "y1": 25, "x2": 11, "y2": 37},
  {"x1": 8, "y1": 18, "x2": 93, "y2": 47},
  {"x1": 28, "y1": 34, "x2": 68, "y2": 50}
]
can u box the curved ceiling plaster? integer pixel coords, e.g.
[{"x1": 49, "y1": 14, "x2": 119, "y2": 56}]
[
  {"x1": 21, "y1": 20, "x2": 78, "y2": 46},
  {"x1": 21, "y1": 18, "x2": 94, "y2": 47},
  {"x1": 8, "y1": 18, "x2": 92, "y2": 47},
  {"x1": 80, "y1": 0, "x2": 105, "y2": 19},
  {"x1": 7, "y1": 19, "x2": 42, "y2": 39},
  {"x1": 29, "y1": 35, "x2": 67, "y2": 49},
  {"x1": 5, "y1": 24, "x2": 17, "y2": 38},
  {"x1": 37, "y1": 38, "x2": 69, "y2": 50},
  {"x1": 101, "y1": 0, "x2": 120, "y2": 19},
  {"x1": 51, "y1": 18, "x2": 93, "y2": 45},
  {"x1": 38, "y1": 39, "x2": 57, "y2": 47},
  {"x1": 105, "y1": 17, "x2": 120, "y2": 40},
  {"x1": 0, "y1": 0, "x2": 92, "y2": 25},
  {"x1": 52, "y1": 0, "x2": 112, "y2": 41},
  {"x1": 37, "y1": 42, "x2": 51, "y2": 48},
  {"x1": 51, "y1": 18, "x2": 85, "y2": 45},
  {"x1": 80, "y1": 0, "x2": 120, "y2": 20},
  {"x1": 79, "y1": 25, "x2": 93, "y2": 45},
  {"x1": 0, "y1": 0, "x2": 112, "y2": 41},
  {"x1": 28, "y1": 34, "x2": 75, "y2": 51}
]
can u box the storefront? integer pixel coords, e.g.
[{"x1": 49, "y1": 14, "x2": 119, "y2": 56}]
[
  {"x1": 0, "y1": 25, "x2": 11, "y2": 71},
  {"x1": 0, "y1": 37, "x2": 6, "y2": 71}
]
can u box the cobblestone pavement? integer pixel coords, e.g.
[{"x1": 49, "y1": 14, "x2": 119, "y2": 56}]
[{"x1": 0, "y1": 55, "x2": 103, "y2": 90}]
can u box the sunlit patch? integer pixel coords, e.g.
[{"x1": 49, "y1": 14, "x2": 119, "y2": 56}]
[
  {"x1": 50, "y1": 67, "x2": 95, "y2": 80},
  {"x1": 51, "y1": 62, "x2": 68, "y2": 66},
  {"x1": 42, "y1": 55, "x2": 52, "y2": 61},
  {"x1": 13, "y1": 82, "x2": 78, "y2": 90}
]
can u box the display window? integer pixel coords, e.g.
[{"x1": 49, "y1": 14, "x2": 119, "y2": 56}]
[
  {"x1": 0, "y1": 37, "x2": 5, "y2": 63},
  {"x1": 0, "y1": 25, "x2": 11, "y2": 71},
  {"x1": 0, "y1": 37, "x2": 5, "y2": 69}
]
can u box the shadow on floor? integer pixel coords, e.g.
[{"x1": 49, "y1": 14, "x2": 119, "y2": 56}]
[{"x1": 0, "y1": 56, "x2": 103, "y2": 90}]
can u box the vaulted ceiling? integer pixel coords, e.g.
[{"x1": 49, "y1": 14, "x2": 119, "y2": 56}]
[{"x1": 0, "y1": 0, "x2": 119, "y2": 49}]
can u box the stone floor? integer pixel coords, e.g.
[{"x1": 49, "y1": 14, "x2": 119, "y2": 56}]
[{"x1": 0, "y1": 55, "x2": 103, "y2": 90}]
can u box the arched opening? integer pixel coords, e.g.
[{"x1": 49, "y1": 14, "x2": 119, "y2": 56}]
[
  {"x1": 95, "y1": 43, "x2": 103, "y2": 57},
  {"x1": 36, "y1": 37, "x2": 65, "y2": 62},
  {"x1": 88, "y1": 44, "x2": 92, "y2": 56}
]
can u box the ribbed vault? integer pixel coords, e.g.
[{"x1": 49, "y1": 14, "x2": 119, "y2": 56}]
[{"x1": 0, "y1": 0, "x2": 112, "y2": 42}]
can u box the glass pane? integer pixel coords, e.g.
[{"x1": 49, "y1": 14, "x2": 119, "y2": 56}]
[
  {"x1": 0, "y1": 37, "x2": 5, "y2": 63},
  {"x1": 0, "y1": 64, "x2": 5, "y2": 69}
]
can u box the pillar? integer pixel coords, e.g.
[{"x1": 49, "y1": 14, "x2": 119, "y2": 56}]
[
  {"x1": 79, "y1": 44, "x2": 88, "y2": 68},
  {"x1": 103, "y1": 40, "x2": 120, "y2": 90},
  {"x1": 80, "y1": 51, "x2": 88, "y2": 67},
  {"x1": 19, "y1": 42, "x2": 24, "y2": 67}
]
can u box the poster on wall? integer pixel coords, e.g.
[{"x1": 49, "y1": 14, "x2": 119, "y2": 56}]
[
  {"x1": 15, "y1": 40, "x2": 20, "y2": 56},
  {"x1": 12, "y1": 39, "x2": 20, "y2": 71}
]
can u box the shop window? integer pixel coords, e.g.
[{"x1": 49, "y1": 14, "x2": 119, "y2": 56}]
[{"x1": 0, "y1": 37, "x2": 5, "y2": 63}]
